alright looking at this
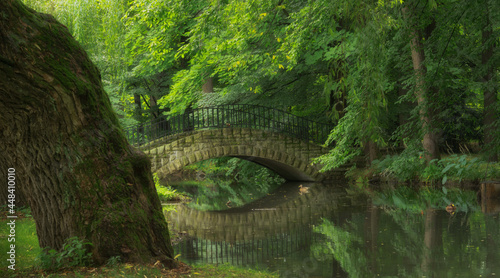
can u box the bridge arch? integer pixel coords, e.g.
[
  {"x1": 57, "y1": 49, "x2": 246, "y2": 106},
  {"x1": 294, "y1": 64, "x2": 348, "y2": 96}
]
[{"x1": 142, "y1": 128, "x2": 330, "y2": 181}]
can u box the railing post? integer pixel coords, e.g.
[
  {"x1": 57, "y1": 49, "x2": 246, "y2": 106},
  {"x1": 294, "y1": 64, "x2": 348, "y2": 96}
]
[{"x1": 216, "y1": 107, "x2": 220, "y2": 128}]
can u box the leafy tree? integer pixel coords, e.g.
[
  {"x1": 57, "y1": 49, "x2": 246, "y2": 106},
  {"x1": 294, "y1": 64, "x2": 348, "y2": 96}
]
[
  {"x1": 317, "y1": 0, "x2": 499, "y2": 170},
  {"x1": 22, "y1": 0, "x2": 499, "y2": 175}
]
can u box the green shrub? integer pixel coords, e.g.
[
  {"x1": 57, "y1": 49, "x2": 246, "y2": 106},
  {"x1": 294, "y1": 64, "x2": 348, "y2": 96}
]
[
  {"x1": 36, "y1": 236, "x2": 93, "y2": 270},
  {"x1": 373, "y1": 151, "x2": 500, "y2": 184},
  {"x1": 153, "y1": 173, "x2": 180, "y2": 202},
  {"x1": 421, "y1": 154, "x2": 499, "y2": 184},
  {"x1": 106, "y1": 255, "x2": 122, "y2": 267},
  {"x1": 372, "y1": 147, "x2": 426, "y2": 181}
]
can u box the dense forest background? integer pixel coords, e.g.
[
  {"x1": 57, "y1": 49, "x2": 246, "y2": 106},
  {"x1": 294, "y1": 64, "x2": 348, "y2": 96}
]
[{"x1": 23, "y1": 0, "x2": 499, "y2": 175}]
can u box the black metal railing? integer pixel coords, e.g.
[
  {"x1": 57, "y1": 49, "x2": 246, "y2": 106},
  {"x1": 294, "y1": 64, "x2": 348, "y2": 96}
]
[{"x1": 123, "y1": 104, "x2": 334, "y2": 146}]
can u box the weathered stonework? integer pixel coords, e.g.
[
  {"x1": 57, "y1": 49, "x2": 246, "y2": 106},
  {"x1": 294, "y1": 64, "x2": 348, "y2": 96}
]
[{"x1": 140, "y1": 128, "x2": 334, "y2": 181}]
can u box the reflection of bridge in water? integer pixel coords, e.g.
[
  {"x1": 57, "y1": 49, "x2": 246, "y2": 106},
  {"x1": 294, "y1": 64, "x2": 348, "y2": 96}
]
[
  {"x1": 165, "y1": 183, "x2": 366, "y2": 268},
  {"x1": 123, "y1": 105, "x2": 349, "y2": 181}
]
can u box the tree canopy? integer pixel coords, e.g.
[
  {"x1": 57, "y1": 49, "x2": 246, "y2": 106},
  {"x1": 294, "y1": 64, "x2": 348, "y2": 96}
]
[{"x1": 22, "y1": 0, "x2": 499, "y2": 169}]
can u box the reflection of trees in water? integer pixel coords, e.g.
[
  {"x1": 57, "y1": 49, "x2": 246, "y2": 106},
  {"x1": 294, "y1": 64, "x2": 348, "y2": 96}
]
[
  {"x1": 310, "y1": 188, "x2": 500, "y2": 277},
  {"x1": 169, "y1": 184, "x2": 500, "y2": 277}
]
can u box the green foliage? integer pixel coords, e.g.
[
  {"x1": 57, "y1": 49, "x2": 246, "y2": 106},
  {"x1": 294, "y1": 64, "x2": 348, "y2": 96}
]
[
  {"x1": 373, "y1": 152, "x2": 500, "y2": 183},
  {"x1": 17, "y1": 206, "x2": 32, "y2": 217},
  {"x1": 372, "y1": 146, "x2": 426, "y2": 181},
  {"x1": 153, "y1": 173, "x2": 182, "y2": 202},
  {"x1": 312, "y1": 218, "x2": 367, "y2": 277},
  {"x1": 437, "y1": 155, "x2": 485, "y2": 184},
  {"x1": 313, "y1": 105, "x2": 363, "y2": 171},
  {"x1": 187, "y1": 157, "x2": 285, "y2": 186},
  {"x1": 105, "y1": 256, "x2": 122, "y2": 267},
  {"x1": 23, "y1": 0, "x2": 499, "y2": 173},
  {"x1": 178, "y1": 158, "x2": 285, "y2": 210},
  {"x1": 36, "y1": 237, "x2": 93, "y2": 270}
]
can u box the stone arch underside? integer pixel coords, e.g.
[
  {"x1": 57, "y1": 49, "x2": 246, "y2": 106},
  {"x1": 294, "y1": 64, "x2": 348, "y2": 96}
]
[{"x1": 141, "y1": 128, "x2": 331, "y2": 182}]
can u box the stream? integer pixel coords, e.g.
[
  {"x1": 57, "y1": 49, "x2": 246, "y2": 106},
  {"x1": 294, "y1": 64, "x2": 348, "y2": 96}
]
[{"x1": 165, "y1": 181, "x2": 500, "y2": 277}]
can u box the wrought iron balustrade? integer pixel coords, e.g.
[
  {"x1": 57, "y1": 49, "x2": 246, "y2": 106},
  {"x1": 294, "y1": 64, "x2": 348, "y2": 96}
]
[{"x1": 123, "y1": 104, "x2": 334, "y2": 146}]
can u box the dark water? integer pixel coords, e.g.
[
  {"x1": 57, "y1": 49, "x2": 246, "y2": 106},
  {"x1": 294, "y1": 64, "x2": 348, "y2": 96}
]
[{"x1": 165, "y1": 181, "x2": 500, "y2": 278}]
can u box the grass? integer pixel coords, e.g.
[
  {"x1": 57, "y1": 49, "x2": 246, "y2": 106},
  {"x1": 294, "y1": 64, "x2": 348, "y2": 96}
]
[
  {"x1": 0, "y1": 210, "x2": 277, "y2": 278},
  {"x1": 2, "y1": 263, "x2": 277, "y2": 277},
  {"x1": 187, "y1": 264, "x2": 278, "y2": 278},
  {"x1": 0, "y1": 209, "x2": 41, "y2": 272}
]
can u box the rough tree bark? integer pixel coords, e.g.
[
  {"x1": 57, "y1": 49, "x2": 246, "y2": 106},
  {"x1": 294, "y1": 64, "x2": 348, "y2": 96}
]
[{"x1": 0, "y1": 0, "x2": 176, "y2": 266}]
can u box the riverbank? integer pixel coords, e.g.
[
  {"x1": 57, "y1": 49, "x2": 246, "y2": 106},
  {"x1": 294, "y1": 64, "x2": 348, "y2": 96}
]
[{"x1": 346, "y1": 153, "x2": 500, "y2": 190}]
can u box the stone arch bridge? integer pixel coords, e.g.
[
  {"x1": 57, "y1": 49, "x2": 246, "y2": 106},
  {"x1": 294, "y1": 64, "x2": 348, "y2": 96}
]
[{"x1": 124, "y1": 105, "x2": 344, "y2": 181}]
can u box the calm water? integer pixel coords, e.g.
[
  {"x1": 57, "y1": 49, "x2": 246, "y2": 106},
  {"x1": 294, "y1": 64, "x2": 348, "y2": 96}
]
[{"x1": 165, "y1": 181, "x2": 500, "y2": 278}]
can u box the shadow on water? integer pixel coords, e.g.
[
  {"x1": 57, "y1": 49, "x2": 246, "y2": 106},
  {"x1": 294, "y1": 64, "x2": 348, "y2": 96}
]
[{"x1": 164, "y1": 181, "x2": 500, "y2": 278}]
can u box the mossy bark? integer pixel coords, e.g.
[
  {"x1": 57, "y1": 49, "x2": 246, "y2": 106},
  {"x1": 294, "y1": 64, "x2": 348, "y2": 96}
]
[{"x1": 0, "y1": 0, "x2": 176, "y2": 267}]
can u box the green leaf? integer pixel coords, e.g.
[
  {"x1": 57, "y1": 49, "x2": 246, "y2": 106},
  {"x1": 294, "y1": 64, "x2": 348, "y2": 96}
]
[
  {"x1": 442, "y1": 164, "x2": 454, "y2": 174},
  {"x1": 392, "y1": 195, "x2": 405, "y2": 208},
  {"x1": 442, "y1": 175, "x2": 448, "y2": 185}
]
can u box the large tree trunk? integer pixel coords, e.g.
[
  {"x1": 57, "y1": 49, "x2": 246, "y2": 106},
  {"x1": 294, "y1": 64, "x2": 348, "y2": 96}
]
[
  {"x1": 482, "y1": 1, "x2": 498, "y2": 162},
  {"x1": 403, "y1": 4, "x2": 440, "y2": 163},
  {"x1": 0, "y1": 0, "x2": 176, "y2": 267}
]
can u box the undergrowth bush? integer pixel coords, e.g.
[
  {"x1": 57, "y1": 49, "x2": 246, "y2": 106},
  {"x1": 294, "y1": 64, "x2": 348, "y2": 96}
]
[
  {"x1": 372, "y1": 147, "x2": 425, "y2": 181},
  {"x1": 373, "y1": 152, "x2": 500, "y2": 184},
  {"x1": 153, "y1": 173, "x2": 179, "y2": 202},
  {"x1": 36, "y1": 236, "x2": 93, "y2": 270}
]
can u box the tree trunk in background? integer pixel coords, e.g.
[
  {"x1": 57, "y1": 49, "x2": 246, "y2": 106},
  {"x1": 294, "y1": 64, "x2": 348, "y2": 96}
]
[
  {"x1": 482, "y1": 2, "x2": 498, "y2": 162},
  {"x1": 150, "y1": 95, "x2": 158, "y2": 118},
  {"x1": 202, "y1": 77, "x2": 213, "y2": 94},
  {"x1": 363, "y1": 140, "x2": 378, "y2": 166},
  {"x1": 403, "y1": 4, "x2": 440, "y2": 163},
  {"x1": 133, "y1": 93, "x2": 142, "y2": 120},
  {"x1": 0, "y1": 0, "x2": 176, "y2": 267}
]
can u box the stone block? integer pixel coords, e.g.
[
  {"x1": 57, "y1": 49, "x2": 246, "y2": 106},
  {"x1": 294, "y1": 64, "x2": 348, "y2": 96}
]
[
  {"x1": 180, "y1": 156, "x2": 189, "y2": 167},
  {"x1": 238, "y1": 145, "x2": 246, "y2": 155},
  {"x1": 201, "y1": 150, "x2": 210, "y2": 160},
  {"x1": 214, "y1": 146, "x2": 223, "y2": 157},
  {"x1": 222, "y1": 146, "x2": 231, "y2": 155},
  {"x1": 194, "y1": 151, "x2": 203, "y2": 162},
  {"x1": 187, "y1": 153, "x2": 196, "y2": 164},
  {"x1": 194, "y1": 133, "x2": 202, "y2": 141}
]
